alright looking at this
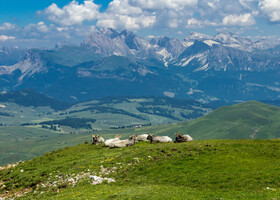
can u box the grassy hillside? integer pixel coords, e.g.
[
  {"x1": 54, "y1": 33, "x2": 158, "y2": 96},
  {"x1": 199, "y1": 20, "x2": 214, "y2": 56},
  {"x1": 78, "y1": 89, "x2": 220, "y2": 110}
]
[
  {"x1": 0, "y1": 123, "x2": 186, "y2": 166},
  {"x1": 2, "y1": 100, "x2": 280, "y2": 166},
  {"x1": 1, "y1": 140, "x2": 280, "y2": 199},
  {"x1": 96, "y1": 101, "x2": 280, "y2": 140},
  {"x1": 183, "y1": 101, "x2": 280, "y2": 139}
]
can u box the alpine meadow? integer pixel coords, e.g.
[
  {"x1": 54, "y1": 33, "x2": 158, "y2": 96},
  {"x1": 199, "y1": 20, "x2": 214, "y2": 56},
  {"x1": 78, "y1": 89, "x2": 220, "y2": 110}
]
[{"x1": 1, "y1": 0, "x2": 280, "y2": 199}]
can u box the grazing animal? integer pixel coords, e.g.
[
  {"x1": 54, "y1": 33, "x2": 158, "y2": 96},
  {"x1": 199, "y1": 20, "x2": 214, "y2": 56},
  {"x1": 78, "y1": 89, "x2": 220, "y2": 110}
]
[
  {"x1": 108, "y1": 135, "x2": 137, "y2": 148},
  {"x1": 91, "y1": 134, "x2": 105, "y2": 145},
  {"x1": 104, "y1": 135, "x2": 122, "y2": 147},
  {"x1": 147, "y1": 134, "x2": 172, "y2": 143},
  {"x1": 174, "y1": 132, "x2": 193, "y2": 143},
  {"x1": 136, "y1": 134, "x2": 148, "y2": 142}
]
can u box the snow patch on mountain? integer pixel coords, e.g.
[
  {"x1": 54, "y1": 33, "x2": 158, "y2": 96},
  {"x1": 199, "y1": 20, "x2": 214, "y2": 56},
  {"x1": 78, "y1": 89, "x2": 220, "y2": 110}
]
[
  {"x1": 163, "y1": 91, "x2": 175, "y2": 98},
  {"x1": 203, "y1": 40, "x2": 220, "y2": 46},
  {"x1": 181, "y1": 56, "x2": 195, "y2": 67},
  {"x1": 194, "y1": 63, "x2": 209, "y2": 72}
]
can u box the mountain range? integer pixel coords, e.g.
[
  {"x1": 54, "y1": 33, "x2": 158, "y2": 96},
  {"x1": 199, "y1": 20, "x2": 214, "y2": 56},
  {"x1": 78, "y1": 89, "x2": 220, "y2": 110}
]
[{"x1": 0, "y1": 28, "x2": 280, "y2": 102}]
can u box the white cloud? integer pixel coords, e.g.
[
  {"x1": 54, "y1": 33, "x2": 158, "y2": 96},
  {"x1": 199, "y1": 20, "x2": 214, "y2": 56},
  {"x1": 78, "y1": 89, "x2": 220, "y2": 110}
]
[
  {"x1": 5, "y1": 0, "x2": 280, "y2": 48},
  {"x1": 97, "y1": 14, "x2": 156, "y2": 30},
  {"x1": 43, "y1": 0, "x2": 100, "y2": 26},
  {"x1": 131, "y1": 0, "x2": 198, "y2": 11},
  {"x1": 0, "y1": 35, "x2": 16, "y2": 41},
  {"x1": 106, "y1": 0, "x2": 142, "y2": 15},
  {"x1": 97, "y1": 0, "x2": 156, "y2": 30},
  {"x1": 95, "y1": 0, "x2": 259, "y2": 31},
  {"x1": 37, "y1": 22, "x2": 49, "y2": 32},
  {"x1": 97, "y1": 0, "x2": 197, "y2": 30},
  {"x1": 187, "y1": 18, "x2": 202, "y2": 28},
  {"x1": 24, "y1": 22, "x2": 50, "y2": 34},
  {"x1": 0, "y1": 23, "x2": 16, "y2": 31},
  {"x1": 259, "y1": 0, "x2": 280, "y2": 22},
  {"x1": 223, "y1": 13, "x2": 256, "y2": 26}
]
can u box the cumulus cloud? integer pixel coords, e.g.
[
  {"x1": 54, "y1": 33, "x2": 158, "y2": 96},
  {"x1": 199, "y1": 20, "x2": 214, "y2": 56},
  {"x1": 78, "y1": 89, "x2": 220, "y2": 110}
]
[
  {"x1": 97, "y1": 0, "x2": 197, "y2": 30},
  {"x1": 0, "y1": 35, "x2": 16, "y2": 41},
  {"x1": 187, "y1": 18, "x2": 202, "y2": 28},
  {"x1": 0, "y1": 23, "x2": 17, "y2": 31},
  {"x1": 4, "y1": 0, "x2": 280, "y2": 48},
  {"x1": 97, "y1": 14, "x2": 156, "y2": 30},
  {"x1": 106, "y1": 0, "x2": 142, "y2": 15},
  {"x1": 259, "y1": 0, "x2": 280, "y2": 22},
  {"x1": 95, "y1": 0, "x2": 259, "y2": 31},
  {"x1": 222, "y1": 13, "x2": 256, "y2": 26},
  {"x1": 0, "y1": 22, "x2": 95, "y2": 48},
  {"x1": 96, "y1": 0, "x2": 156, "y2": 30},
  {"x1": 43, "y1": 0, "x2": 100, "y2": 26},
  {"x1": 37, "y1": 22, "x2": 49, "y2": 32},
  {"x1": 24, "y1": 22, "x2": 50, "y2": 36},
  {"x1": 35, "y1": 0, "x2": 262, "y2": 33}
]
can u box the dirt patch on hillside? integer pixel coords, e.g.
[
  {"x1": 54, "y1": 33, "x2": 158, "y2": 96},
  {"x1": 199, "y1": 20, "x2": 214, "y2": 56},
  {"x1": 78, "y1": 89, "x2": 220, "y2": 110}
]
[{"x1": 0, "y1": 163, "x2": 19, "y2": 171}]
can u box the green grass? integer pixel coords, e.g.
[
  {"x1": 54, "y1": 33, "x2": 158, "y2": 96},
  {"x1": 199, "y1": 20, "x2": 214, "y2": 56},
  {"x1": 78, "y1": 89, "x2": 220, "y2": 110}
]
[
  {"x1": 131, "y1": 101, "x2": 280, "y2": 140},
  {"x1": 183, "y1": 101, "x2": 280, "y2": 140},
  {"x1": 1, "y1": 140, "x2": 280, "y2": 199},
  {"x1": 1, "y1": 100, "x2": 280, "y2": 167}
]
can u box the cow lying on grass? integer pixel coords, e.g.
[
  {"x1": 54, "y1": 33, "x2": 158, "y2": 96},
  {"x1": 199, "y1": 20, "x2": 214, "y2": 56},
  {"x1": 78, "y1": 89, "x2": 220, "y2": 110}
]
[
  {"x1": 136, "y1": 134, "x2": 148, "y2": 142},
  {"x1": 105, "y1": 135, "x2": 137, "y2": 148},
  {"x1": 174, "y1": 132, "x2": 193, "y2": 143},
  {"x1": 147, "y1": 134, "x2": 172, "y2": 143},
  {"x1": 91, "y1": 135, "x2": 105, "y2": 145},
  {"x1": 104, "y1": 135, "x2": 121, "y2": 147}
]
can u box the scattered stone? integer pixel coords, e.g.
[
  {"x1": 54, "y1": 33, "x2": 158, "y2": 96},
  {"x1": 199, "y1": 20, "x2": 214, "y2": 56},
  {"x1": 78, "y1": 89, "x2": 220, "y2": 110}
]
[{"x1": 89, "y1": 175, "x2": 115, "y2": 185}]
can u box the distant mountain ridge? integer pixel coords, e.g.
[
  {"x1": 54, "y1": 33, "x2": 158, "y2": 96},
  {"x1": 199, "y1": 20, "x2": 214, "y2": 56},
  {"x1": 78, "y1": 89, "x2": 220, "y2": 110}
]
[{"x1": 0, "y1": 28, "x2": 280, "y2": 102}]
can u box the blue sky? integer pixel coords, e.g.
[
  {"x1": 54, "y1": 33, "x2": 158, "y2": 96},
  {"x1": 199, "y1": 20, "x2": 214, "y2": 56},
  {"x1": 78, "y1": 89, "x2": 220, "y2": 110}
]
[
  {"x1": 0, "y1": 0, "x2": 280, "y2": 48},
  {"x1": 0, "y1": 0, "x2": 111, "y2": 25}
]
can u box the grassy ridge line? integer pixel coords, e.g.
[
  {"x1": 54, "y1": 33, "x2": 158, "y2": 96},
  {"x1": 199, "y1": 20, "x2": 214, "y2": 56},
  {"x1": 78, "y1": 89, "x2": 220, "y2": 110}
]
[
  {"x1": 1, "y1": 140, "x2": 280, "y2": 199},
  {"x1": 177, "y1": 101, "x2": 280, "y2": 139}
]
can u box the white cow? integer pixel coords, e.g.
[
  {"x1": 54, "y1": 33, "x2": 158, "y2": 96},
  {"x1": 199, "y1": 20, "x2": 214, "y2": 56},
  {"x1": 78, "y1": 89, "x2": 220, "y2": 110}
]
[
  {"x1": 104, "y1": 135, "x2": 121, "y2": 147},
  {"x1": 174, "y1": 132, "x2": 193, "y2": 143},
  {"x1": 91, "y1": 135, "x2": 105, "y2": 145},
  {"x1": 147, "y1": 134, "x2": 172, "y2": 143},
  {"x1": 107, "y1": 135, "x2": 137, "y2": 148},
  {"x1": 136, "y1": 134, "x2": 149, "y2": 142}
]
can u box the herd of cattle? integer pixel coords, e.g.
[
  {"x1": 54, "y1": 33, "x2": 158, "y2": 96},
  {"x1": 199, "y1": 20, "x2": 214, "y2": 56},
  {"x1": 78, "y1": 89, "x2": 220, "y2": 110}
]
[{"x1": 91, "y1": 133, "x2": 193, "y2": 148}]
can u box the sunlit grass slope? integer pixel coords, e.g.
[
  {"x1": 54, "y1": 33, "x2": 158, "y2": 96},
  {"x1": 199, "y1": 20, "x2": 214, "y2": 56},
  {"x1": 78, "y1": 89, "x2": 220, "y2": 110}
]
[
  {"x1": 99, "y1": 101, "x2": 280, "y2": 140},
  {"x1": 2, "y1": 101, "x2": 280, "y2": 166},
  {"x1": 1, "y1": 140, "x2": 280, "y2": 199},
  {"x1": 183, "y1": 101, "x2": 280, "y2": 139}
]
